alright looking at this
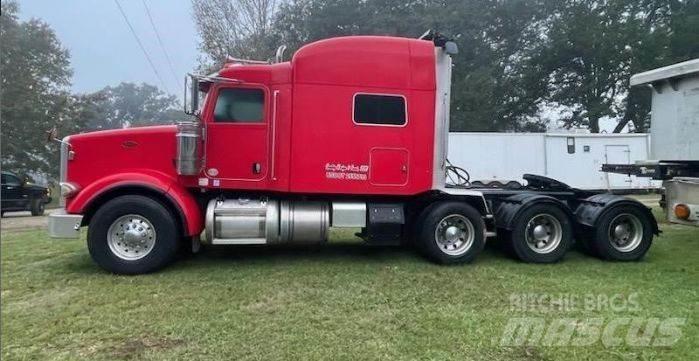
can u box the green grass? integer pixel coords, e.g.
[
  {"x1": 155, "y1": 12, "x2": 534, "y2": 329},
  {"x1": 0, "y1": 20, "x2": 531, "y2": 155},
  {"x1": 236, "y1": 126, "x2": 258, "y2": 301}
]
[{"x1": 2, "y1": 221, "x2": 697, "y2": 360}]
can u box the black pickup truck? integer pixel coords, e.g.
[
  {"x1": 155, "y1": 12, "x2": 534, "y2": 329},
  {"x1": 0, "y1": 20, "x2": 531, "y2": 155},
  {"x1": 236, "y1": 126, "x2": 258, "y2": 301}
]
[{"x1": 1, "y1": 171, "x2": 52, "y2": 216}]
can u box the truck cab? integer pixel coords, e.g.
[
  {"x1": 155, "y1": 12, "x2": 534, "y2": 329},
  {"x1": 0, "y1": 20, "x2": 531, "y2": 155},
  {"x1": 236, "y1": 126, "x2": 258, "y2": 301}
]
[{"x1": 185, "y1": 36, "x2": 444, "y2": 195}]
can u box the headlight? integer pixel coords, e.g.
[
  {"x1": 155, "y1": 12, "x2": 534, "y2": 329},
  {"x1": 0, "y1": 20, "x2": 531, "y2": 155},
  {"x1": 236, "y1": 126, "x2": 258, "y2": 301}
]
[{"x1": 59, "y1": 182, "x2": 79, "y2": 198}]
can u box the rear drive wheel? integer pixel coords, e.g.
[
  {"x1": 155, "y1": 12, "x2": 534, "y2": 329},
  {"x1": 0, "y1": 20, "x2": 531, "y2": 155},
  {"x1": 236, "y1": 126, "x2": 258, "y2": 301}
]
[
  {"x1": 507, "y1": 204, "x2": 573, "y2": 263},
  {"x1": 87, "y1": 195, "x2": 180, "y2": 274},
  {"x1": 590, "y1": 206, "x2": 653, "y2": 261},
  {"x1": 30, "y1": 198, "x2": 45, "y2": 216},
  {"x1": 416, "y1": 202, "x2": 485, "y2": 264}
]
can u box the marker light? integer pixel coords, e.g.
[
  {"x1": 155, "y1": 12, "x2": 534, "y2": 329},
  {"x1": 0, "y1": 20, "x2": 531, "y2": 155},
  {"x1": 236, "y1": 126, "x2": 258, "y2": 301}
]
[
  {"x1": 59, "y1": 182, "x2": 79, "y2": 198},
  {"x1": 674, "y1": 204, "x2": 690, "y2": 220}
]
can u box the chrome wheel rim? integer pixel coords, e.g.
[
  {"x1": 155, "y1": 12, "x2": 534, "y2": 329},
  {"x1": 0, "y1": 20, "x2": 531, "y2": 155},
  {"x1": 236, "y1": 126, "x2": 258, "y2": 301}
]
[
  {"x1": 107, "y1": 214, "x2": 156, "y2": 260},
  {"x1": 608, "y1": 213, "x2": 643, "y2": 252},
  {"x1": 525, "y1": 214, "x2": 563, "y2": 254},
  {"x1": 435, "y1": 214, "x2": 475, "y2": 256}
]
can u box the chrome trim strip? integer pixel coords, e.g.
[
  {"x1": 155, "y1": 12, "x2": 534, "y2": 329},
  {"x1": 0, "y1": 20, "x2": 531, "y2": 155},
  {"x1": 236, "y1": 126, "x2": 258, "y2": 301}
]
[
  {"x1": 271, "y1": 90, "x2": 279, "y2": 181},
  {"x1": 211, "y1": 238, "x2": 267, "y2": 245},
  {"x1": 59, "y1": 136, "x2": 71, "y2": 207}
]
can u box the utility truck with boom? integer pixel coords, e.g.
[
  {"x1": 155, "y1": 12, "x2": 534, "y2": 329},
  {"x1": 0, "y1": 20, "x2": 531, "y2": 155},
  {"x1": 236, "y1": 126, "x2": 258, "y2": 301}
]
[{"x1": 48, "y1": 34, "x2": 659, "y2": 274}]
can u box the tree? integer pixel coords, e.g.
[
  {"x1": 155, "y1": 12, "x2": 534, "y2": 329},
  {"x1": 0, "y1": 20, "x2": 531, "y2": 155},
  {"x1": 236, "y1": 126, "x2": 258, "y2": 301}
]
[
  {"x1": 528, "y1": 0, "x2": 693, "y2": 133},
  {"x1": 443, "y1": 0, "x2": 550, "y2": 132},
  {"x1": 612, "y1": 0, "x2": 699, "y2": 133},
  {"x1": 192, "y1": 0, "x2": 281, "y2": 67},
  {"x1": 83, "y1": 82, "x2": 181, "y2": 131},
  {"x1": 0, "y1": 1, "x2": 78, "y2": 177}
]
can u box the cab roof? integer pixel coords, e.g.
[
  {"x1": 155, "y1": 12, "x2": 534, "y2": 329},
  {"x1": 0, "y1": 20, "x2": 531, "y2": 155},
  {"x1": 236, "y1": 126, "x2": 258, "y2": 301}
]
[
  {"x1": 216, "y1": 36, "x2": 436, "y2": 90},
  {"x1": 292, "y1": 36, "x2": 435, "y2": 90}
]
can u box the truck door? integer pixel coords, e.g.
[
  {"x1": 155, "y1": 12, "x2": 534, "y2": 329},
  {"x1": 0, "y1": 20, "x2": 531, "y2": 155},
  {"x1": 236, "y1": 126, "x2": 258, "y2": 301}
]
[
  {"x1": 205, "y1": 85, "x2": 269, "y2": 183},
  {"x1": 1, "y1": 173, "x2": 24, "y2": 209},
  {"x1": 605, "y1": 145, "x2": 632, "y2": 189}
]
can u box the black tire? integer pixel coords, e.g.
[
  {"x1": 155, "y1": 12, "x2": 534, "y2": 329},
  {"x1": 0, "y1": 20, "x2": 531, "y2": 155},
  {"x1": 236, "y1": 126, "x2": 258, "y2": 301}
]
[
  {"x1": 589, "y1": 205, "x2": 654, "y2": 261},
  {"x1": 87, "y1": 195, "x2": 180, "y2": 274},
  {"x1": 416, "y1": 202, "x2": 485, "y2": 264},
  {"x1": 30, "y1": 198, "x2": 45, "y2": 216},
  {"x1": 507, "y1": 204, "x2": 573, "y2": 263}
]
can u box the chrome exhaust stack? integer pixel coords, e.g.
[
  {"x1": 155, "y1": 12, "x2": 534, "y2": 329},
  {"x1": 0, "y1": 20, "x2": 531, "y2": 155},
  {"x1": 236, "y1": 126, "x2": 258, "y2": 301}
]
[
  {"x1": 175, "y1": 121, "x2": 202, "y2": 176},
  {"x1": 177, "y1": 73, "x2": 204, "y2": 176}
]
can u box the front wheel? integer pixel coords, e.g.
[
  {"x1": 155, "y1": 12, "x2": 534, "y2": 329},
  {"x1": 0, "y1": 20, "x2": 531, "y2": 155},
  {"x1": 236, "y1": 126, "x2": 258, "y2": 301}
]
[
  {"x1": 30, "y1": 198, "x2": 45, "y2": 216},
  {"x1": 87, "y1": 195, "x2": 180, "y2": 274},
  {"x1": 416, "y1": 202, "x2": 485, "y2": 264}
]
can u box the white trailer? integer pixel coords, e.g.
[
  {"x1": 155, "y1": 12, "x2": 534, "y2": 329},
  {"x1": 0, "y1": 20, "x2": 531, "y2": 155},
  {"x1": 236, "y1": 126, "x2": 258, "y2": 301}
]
[
  {"x1": 448, "y1": 132, "x2": 658, "y2": 191},
  {"x1": 604, "y1": 58, "x2": 699, "y2": 226}
]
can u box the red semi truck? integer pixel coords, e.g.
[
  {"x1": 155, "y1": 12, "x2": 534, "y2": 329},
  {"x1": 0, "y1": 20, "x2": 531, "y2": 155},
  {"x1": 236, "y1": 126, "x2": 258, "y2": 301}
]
[{"x1": 48, "y1": 34, "x2": 658, "y2": 274}]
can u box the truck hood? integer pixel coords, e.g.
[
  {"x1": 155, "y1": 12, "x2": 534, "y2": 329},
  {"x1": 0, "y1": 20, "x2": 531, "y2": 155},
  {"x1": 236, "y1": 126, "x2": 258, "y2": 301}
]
[
  {"x1": 68, "y1": 125, "x2": 177, "y2": 143},
  {"x1": 66, "y1": 125, "x2": 179, "y2": 190}
]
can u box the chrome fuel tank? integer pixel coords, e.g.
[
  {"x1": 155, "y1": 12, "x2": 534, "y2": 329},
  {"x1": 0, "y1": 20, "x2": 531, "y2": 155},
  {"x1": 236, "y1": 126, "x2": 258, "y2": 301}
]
[{"x1": 205, "y1": 198, "x2": 330, "y2": 245}]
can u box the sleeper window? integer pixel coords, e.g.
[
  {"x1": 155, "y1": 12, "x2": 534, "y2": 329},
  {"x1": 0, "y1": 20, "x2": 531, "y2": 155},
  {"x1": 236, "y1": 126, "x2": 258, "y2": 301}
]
[
  {"x1": 214, "y1": 88, "x2": 264, "y2": 123},
  {"x1": 354, "y1": 94, "x2": 406, "y2": 126}
]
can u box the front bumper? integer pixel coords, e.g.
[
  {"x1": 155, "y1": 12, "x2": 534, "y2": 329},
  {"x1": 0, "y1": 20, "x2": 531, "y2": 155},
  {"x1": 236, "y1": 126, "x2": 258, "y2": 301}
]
[{"x1": 48, "y1": 210, "x2": 83, "y2": 238}]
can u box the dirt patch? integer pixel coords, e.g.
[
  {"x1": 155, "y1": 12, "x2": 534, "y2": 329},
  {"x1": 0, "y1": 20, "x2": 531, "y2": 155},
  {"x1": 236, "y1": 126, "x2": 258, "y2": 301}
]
[
  {"x1": 3, "y1": 287, "x2": 79, "y2": 314},
  {"x1": 108, "y1": 337, "x2": 185, "y2": 359}
]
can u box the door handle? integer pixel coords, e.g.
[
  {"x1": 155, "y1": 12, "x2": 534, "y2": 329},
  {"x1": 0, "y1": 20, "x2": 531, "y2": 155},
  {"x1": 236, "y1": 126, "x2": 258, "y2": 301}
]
[{"x1": 252, "y1": 162, "x2": 261, "y2": 174}]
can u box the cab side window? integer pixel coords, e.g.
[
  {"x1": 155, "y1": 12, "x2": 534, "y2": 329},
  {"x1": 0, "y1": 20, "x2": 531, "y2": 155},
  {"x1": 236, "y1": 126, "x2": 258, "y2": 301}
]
[
  {"x1": 353, "y1": 94, "x2": 406, "y2": 126},
  {"x1": 213, "y1": 88, "x2": 265, "y2": 123}
]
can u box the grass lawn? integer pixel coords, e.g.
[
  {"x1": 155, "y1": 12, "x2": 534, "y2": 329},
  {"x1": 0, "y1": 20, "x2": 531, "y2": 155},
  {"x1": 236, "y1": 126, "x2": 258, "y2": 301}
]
[{"x1": 1, "y1": 212, "x2": 697, "y2": 360}]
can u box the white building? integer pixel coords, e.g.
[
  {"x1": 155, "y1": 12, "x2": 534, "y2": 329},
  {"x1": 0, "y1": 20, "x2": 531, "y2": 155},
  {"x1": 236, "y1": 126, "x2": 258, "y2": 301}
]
[{"x1": 447, "y1": 132, "x2": 660, "y2": 190}]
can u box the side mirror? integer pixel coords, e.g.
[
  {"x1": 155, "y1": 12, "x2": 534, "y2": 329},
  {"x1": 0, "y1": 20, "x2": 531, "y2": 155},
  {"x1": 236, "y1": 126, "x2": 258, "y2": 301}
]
[
  {"x1": 444, "y1": 41, "x2": 458, "y2": 55},
  {"x1": 184, "y1": 74, "x2": 200, "y2": 115}
]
